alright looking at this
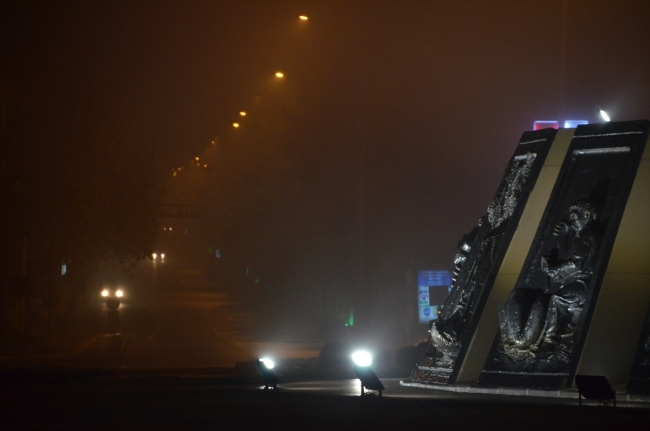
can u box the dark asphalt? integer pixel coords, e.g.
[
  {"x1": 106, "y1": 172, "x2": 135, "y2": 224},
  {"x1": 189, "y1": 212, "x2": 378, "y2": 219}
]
[{"x1": 2, "y1": 373, "x2": 648, "y2": 431}]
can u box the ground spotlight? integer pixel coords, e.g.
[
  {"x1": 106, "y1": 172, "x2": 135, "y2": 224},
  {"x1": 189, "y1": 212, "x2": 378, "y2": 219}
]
[
  {"x1": 351, "y1": 350, "x2": 385, "y2": 397},
  {"x1": 257, "y1": 358, "x2": 280, "y2": 390}
]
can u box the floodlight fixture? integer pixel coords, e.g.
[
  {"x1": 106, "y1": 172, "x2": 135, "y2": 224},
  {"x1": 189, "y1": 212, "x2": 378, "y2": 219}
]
[
  {"x1": 259, "y1": 357, "x2": 275, "y2": 370},
  {"x1": 351, "y1": 350, "x2": 385, "y2": 397},
  {"x1": 257, "y1": 358, "x2": 280, "y2": 390},
  {"x1": 575, "y1": 375, "x2": 616, "y2": 407},
  {"x1": 351, "y1": 350, "x2": 372, "y2": 367},
  {"x1": 600, "y1": 109, "x2": 611, "y2": 122}
]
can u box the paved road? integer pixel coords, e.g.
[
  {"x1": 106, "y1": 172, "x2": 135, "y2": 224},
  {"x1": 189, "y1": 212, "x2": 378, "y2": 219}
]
[
  {"x1": 3, "y1": 375, "x2": 648, "y2": 431},
  {"x1": 1, "y1": 254, "x2": 322, "y2": 368}
]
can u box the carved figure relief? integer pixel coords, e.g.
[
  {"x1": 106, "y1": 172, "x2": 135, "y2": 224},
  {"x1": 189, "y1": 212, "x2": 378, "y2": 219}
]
[
  {"x1": 498, "y1": 201, "x2": 599, "y2": 363},
  {"x1": 480, "y1": 122, "x2": 648, "y2": 390},
  {"x1": 430, "y1": 153, "x2": 537, "y2": 355},
  {"x1": 409, "y1": 129, "x2": 558, "y2": 386}
]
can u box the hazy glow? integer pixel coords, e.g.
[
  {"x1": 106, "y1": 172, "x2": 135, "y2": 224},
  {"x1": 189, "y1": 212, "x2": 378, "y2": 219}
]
[
  {"x1": 160, "y1": 253, "x2": 165, "y2": 260},
  {"x1": 351, "y1": 350, "x2": 372, "y2": 367},
  {"x1": 275, "y1": 72, "x2": 284, "y2": 78},
  {"x1": 101, "y1": 289, "x2": 109, "y2": 297},
  {"x1": 233, "y1": 122, "x2": 240, "y2": 128},
  {"x1": 239, "y1": 111, "x2": 246, "y2": 116},
  {"x1": 260, "y1": 357, "x2": 275, "y2": 369},
  {"x1": 299, "y1": 15, "x2": 308, "y2": 20},
  {"x1": 115, "y1": 289, "x2": 124, "y2": 297},
  {"x1": 195, "y1": 157, "x2": 199, "y2": 161},
  {"x1": 152, "y1": 253, "x2": 157, "y2": 260},
  {"x1": 600, "y1": 109, "x2": 611, "y2": 122}
]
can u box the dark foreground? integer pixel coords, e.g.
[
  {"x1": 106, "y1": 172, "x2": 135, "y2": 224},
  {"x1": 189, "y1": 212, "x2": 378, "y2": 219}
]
[{"x1": 1, "y1": 371, "x2": 648, "y2": 431}]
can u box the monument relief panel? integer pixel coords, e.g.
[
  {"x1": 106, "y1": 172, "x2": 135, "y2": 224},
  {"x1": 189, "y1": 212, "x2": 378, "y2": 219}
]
[
  {"x1": 409, "y1": 128, "x2": 557, "y2": 385},
  {"x1": 480, "y1": 121, "x2": 649, "y2": 389}
]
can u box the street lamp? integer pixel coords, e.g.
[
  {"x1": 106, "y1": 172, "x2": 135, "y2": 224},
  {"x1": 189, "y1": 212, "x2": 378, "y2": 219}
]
[
  {"x1": 275, "y1": 72, "x2": 284, "y2": 78},
  {"x1": 299, "y1": 15, "x2": 308, "y2": 21},
  {"x1": 239, "y1": 111, "x2": 247, "y2": 117},
  {"x1": 233, "y1": 122, "x2": 240, "y2": 128},
  {"x1": 351, "y1": 350, "x2": 385, "y2": 396}
]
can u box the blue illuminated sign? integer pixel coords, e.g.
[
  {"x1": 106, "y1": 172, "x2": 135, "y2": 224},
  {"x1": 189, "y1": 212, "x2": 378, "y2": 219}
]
[
  {"x1": 564, "y1": 120, "x2": 588, "y2": 128},
  {"x1": 417, "y1": 270, "x2": 451, "y2": 324}
]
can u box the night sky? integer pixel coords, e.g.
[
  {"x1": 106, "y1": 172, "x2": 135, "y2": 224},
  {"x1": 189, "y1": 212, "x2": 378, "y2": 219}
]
[{"x1": 2, "y1": 0, "x2": 649, "y2": 338}]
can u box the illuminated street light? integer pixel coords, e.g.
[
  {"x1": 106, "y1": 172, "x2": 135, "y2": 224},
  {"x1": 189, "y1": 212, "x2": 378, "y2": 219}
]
[
  {"x1": 160, "y1": 253, "x2": 165, "y2": 260},
  {"x1": 101, "y1": 289, "x2": 109, "y2": 298},
  {"x1": 239, "y1": 111, "x2": 247, "y2": 116},
  {"x1": 299, "y1": 15, "x2": 308, "y2": 20},
  {"x1": 115, "y1": 289, "x2": 124, "y2": 298},
  {"x1": 600, "y1": 109, "x2": 611, "y2": 122},
  {"x1": 152, "y1": 253, "x2": 157, "y2": 260},
  {"x1": 195, "y1": 156, "x2": 200, "y2": 161},
  {"x1": 351, "y1": 350, "x2": 385, "y2": 396},
  {"x1": 275, "y1": 72, "x2": 284, "y2": 78},
  {"x1": 233, "y1": 122, "x2": 240, "y2": 128}
]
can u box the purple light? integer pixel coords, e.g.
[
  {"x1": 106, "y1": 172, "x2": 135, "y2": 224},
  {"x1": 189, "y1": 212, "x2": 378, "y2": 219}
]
[{"x1": 533, "y1": 121, "x2": 559, "y2": 131}]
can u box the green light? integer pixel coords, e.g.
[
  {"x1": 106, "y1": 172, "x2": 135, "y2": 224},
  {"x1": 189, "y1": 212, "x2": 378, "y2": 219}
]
[
  {"x1": 345, "y1": 323, "x2": 348, "y2": 327},
  {"x1": 348, "y1": 306, "x2": 354, "y2": 326},
  {"x1": 245, "y1": 267, "x2": 249, "y2": 276},
  {"x1": 255, "y1": 279, "x2": 259, "y2": 283}
]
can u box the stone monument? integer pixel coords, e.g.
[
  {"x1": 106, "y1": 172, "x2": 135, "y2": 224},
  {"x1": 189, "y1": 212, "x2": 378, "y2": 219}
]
[
  {"x1": 409, "y1": 128, "x2": 558, "y2": 385},
  {"x1": 408, "y1": 120, "x2": 650, "y2": 392}
]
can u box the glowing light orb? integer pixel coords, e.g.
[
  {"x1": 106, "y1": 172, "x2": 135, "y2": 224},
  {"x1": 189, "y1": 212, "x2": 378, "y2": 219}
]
[{"x1": 351, "y1": 350, "x2": 372, "y2": 367}]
